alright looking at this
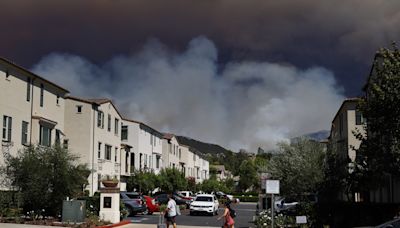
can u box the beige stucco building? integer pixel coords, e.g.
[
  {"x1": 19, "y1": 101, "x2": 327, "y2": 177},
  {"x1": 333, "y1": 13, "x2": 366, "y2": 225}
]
[
  {"x1": 64, "y1": 97, "x2": 126, "y2": 195},
  {"x1": 0, "y1": 58, "x2": 69, "y2": 189}
]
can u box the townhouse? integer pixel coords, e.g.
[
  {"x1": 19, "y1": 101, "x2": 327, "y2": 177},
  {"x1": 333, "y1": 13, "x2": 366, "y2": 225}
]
[
  {"x1": 328, "y1": 96, "x2": 400, "y2": 203},
  {"x1": 162, "y1": 133, "x2": 181, "y2": 169},
  {"x1": 1, "y1": 56, "x2": 210, "y2": 193},
  {"x1": 121, "y1": 118, "x2": 163, "y2": 174},
  {"x1": 64, "y1": 97, "x2": 127, "y2": 195},
  {"x1": 0, "y1": 58, "x2": 68, "y2": 189}
]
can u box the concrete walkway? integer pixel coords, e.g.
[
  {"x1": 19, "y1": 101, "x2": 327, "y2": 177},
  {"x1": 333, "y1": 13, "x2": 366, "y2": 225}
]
[
  {"x1": 1, "y1": 222, "x2": 219, "y2": 228},
  {"x1": 120, "y1": 224, "x2": 218, "y2": 228}
]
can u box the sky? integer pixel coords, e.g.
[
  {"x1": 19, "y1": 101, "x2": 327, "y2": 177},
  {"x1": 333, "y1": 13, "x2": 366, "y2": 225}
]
[{"x1": 2, "y1": 0, "x2": 400, "y2": 151}]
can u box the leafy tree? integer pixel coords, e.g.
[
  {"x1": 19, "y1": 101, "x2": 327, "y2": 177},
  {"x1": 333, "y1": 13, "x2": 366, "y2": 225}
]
[
  {"x1": 158, "y1": 168, "x2": 187, "y2": 192},
  {"x1": 268, "y1": 138, "x2": 325, "y2": 196},
  {"x1": 1, "y1": 145, "x2": 90, "y2": 216},
  {"x1": 199, "y1": 175, "x2": 229, "y2": 193},
  {"x1": 354, "y1": 45, "x2": 400, "y2": 187},
  {"x1": 238, "y1": 160, "x2": 258, "y2": 192},
  {"x1": 127, "y1": 171, "x2": 158, "y2": 194}
]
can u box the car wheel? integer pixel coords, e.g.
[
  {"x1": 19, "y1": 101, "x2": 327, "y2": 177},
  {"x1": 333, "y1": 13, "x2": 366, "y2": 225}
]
[
  {"x1": 189, "y1": 211, "x2": 194, "y2": 216},
  {"x1": 143, "y1": 208, "x2": 149, "y2": 215}
]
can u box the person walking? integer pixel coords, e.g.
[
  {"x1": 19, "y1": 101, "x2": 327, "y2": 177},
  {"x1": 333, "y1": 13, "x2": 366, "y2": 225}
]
[
  {"x1": 165, "y1": 193, "x2": 177, "y2": 228},
  {"x1": 217, "y1": 202, "x2": 235, "y2": 228}
]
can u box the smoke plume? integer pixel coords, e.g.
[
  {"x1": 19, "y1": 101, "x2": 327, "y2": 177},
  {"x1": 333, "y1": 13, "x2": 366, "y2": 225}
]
[{"x1": 32, "y1": 37, "x2": 344, "y2": 151}]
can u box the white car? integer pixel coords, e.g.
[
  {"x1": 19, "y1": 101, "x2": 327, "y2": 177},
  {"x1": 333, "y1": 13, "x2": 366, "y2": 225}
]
[
  {"x1": 189, "y1": 194, "x2": 219, "y2": 216},
  {"x1": 274, "y1": 197, "x2": 299, "y2": 213},
  {"x1": 178, "y1": 191, "x2": 194, "y2": 198}
]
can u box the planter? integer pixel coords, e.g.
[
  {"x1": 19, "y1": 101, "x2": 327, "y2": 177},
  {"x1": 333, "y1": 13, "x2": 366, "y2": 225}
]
[{"x1": 102, "y1": 180, "x2": 118, "y2": 188}]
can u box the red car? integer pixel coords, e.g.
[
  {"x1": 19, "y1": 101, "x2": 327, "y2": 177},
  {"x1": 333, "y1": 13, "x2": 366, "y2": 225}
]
[{"x1": 143, "y1": 195, "x2": 160, "y2": 215}]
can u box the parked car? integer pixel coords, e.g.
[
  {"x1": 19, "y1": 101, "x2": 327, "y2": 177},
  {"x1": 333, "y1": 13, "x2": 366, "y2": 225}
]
[
  {"x1": 189, "y1": 194, "x2": 219, "y2": 216},
  {"x1": 214, "y1": 191, "x2": 233, "y2": 201},
  {"x1": 274, "y1": 197, "x2": 299, "y2": 213},
  {"x1": 153, "y1": 193, "x2": 191, "y2": 208},
  {"x1": 120, "y1": 192, "x2": 147, "y2": 216},
  {"x1": 143, "y1": 195, "x2": 160, "y2": 215},
  {"x1": 175, "y1": 191, "x2": 194, "y2": 201},
  {"x1": 375, "y1": 217, "x2": 400, "y2": 228},
  {"x1": 178, "y1": 191, "x2": 195, "y2": 198}
]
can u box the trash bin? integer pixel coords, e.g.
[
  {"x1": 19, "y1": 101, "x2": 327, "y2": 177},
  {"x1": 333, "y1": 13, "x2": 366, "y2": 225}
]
[{"x1": 62, "y1": 200, "x2": 86, "y2": 223}]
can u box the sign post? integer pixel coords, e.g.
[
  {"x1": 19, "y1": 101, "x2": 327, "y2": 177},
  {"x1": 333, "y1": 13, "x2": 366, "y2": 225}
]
[{"x1": 266, "y1": 180, "x2": 279, "y2": 228}]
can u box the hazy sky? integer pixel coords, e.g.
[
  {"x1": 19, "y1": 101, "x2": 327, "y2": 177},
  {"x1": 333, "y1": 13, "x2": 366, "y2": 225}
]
[{"x1": 2, "y1": 0, "x2": 399, "y2": 151}]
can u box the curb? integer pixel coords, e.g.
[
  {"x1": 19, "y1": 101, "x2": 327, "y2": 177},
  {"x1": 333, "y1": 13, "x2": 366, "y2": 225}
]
[{"x1": 97, "y1": 220, "x2": 131, "y2": 228}]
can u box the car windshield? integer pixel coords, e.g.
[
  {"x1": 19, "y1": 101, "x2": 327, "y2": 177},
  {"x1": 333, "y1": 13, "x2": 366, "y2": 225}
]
[{"x1": 195, "y1": 196, "x2": 213, "y2": 202}]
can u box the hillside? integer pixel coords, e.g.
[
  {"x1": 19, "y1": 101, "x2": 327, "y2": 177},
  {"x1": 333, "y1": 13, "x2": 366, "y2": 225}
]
[{"x1": 176, "y1": 136, "x2": 233, "y2": 155}]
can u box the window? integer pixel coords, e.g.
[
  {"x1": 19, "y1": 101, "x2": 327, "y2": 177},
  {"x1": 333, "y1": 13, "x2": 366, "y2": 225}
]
[
  {"x1": 121, "y1": 126, "x2": 128, "y2": 140},
  {"x1": 115, "y1": 147, "x2": 118, "y2": 162},
  {"x1": 39, "y1": 125, "x2": 51, "y2": 146},
  {"x1": 26, "y1": 77, "x2": 31, "y2": 102},
  {"x1": 156, "y1": 155, "x2": 160, "y2": 169},
  {"x1": 105, "y1": 145, "x2": 112, "y2": 160},
  {"x1": 56, "y1": 95, "x2": 60, "y2": 105},
  {"x1": 356, "y1": 111, "x2": 365, "y2": 125},
  {"x1": 179, "y1": 149, "x2": 181, "y2": 159},
  {"x1": 5, "y1": 69, "x2": 9, "y2": 78},
  {"x1": 55, "y1": 129, "x2": 61, "y2": 145},
  {"x1": 98, "y1": 142, "x2": 102, "y2": 158},
  {"x1": 76, "y1": 105, "x2": 82, "y2": 113},
  {"x1": 114, "y1": 118, "x2": 119, "y2": 135},
  {"x1": 2, "y1": 116, "x2": 12, "y2": 142},
  {"x1": 97, "y1": 111, "x2": 104, "y2": 128},
  {"x1": 21, "y1": 121, "x2": 29, "y2": 145},
  {"x1": 150, "y1": 135, "x2": 152, "y2": 145},
  {"x1": 107, "y1": 114, "x2": 111, "y2": 132},
  {"x1": 63, "y1": 139, "x2": 69, "y2": 149},
  {"x1": 40, "y1": 84, "x2": 44, "y2": 107}
]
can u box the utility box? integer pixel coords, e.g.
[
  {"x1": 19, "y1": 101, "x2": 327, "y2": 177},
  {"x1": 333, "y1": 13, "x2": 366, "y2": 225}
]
[{"x1": 62, "y1": 200, "x2": 86, "y2": 223}]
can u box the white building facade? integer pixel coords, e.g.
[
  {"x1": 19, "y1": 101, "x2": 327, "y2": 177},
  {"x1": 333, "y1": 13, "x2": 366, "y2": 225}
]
[{"x1": 122, "y1": 118, "x2": 163, "y2": 174}]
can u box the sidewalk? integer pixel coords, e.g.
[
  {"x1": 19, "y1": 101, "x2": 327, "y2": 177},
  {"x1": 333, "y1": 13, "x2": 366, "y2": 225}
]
[{"x1": 120, "y1": 224, "x2": 218, "y2": 228}]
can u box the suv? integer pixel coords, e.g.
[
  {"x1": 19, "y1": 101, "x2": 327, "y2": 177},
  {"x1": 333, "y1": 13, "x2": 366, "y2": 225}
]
[
  {"x1": 189, "y1": 194, "x2": 219, "y2": 216},
  {"x1": 120, "y1": 192, "x2": 147, "y2": 216}
]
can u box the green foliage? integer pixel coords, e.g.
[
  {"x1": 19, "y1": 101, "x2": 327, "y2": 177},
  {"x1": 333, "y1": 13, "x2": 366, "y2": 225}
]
[
  {"x1": 1, "y1": 145, "x2": 90, "y2": 216},
  {"x1": 238, "y1": 160, "x2": 258, "y2": 192},
  {"x1": 198, "y1": 176, "x2": 227, "y2": 193},
  {"x1": 354, "y1": 45, "x2": 400, "y2": 187},
  {"x1": 187, "y1": 177, "x2": 197, "y2": 192},
  {"x1": 268, "y1": 138, "x2": 325, "y2": 196},
  {"x1": 127, "y1": 170, "x2": 158, "y2": 194},
  {"x1": 158, "y1": 168, "x2": 187, "y2": 192}
]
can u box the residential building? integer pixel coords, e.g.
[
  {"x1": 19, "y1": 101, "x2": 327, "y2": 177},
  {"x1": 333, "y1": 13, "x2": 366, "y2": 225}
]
[
  {"x1": 0, "y1": 58, "x2": 69, "y2": 189},
  {"x1": 121, "y1": 118, "x2": 163, "y2": 174},
  {"x1": 210, "y1": 165, "x2": 232, "y2": 181},
  {"x1": 162, "y1": 133, "x2": 180, "y2": 170},
  {"x1": 64, "y1": 96, "x2": 126, "y2": 195},
  {"x1": 328, "y1": 98, "x2": 365, "y2": 163}
]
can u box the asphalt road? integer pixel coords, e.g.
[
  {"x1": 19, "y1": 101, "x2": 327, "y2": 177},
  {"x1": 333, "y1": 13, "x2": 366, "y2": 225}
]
[{"x1": 125, "y1": 202, "x2": 257, "y2": 228}]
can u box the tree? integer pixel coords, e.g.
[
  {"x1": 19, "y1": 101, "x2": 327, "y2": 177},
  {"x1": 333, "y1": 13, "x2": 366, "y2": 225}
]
[
  {"x1": 127, "y1": 171, "x2": 158, "y2": 194},
  {"x1": 354, "y1": 45, "x2": 400, "y2": 186},
  {"x1": 238, "y1": 160, "x2": 258, "y2": 192},
  {"x1": 158, "y1": 168, "x2": 187, "y2": 192},
  {"x1": 1, "y1": 145, "x2": 90, "y2": 216},
  {"x1": 268, "y1": 138, "x2": 325, "y2": 197}
]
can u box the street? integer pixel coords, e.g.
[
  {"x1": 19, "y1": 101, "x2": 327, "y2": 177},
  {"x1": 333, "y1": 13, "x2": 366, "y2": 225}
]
[{"x1": 125, "y1": 202, "x2": 257, "y2": 228}]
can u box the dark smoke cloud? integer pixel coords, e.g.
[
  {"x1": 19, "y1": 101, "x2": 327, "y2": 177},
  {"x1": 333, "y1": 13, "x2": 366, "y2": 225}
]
[
  {"x1": 32, "y1": 37, "x2": 344, "y2": 151},
  {"x1": 1, "y1": 0, "x2": 399, "y2": 96}
]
